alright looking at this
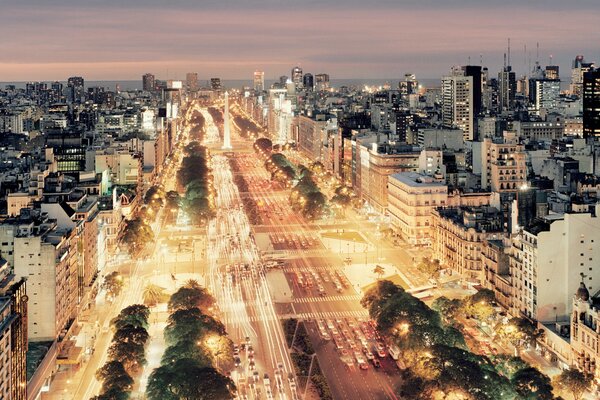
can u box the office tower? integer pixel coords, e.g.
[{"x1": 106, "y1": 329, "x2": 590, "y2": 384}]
[
  {"x1": 498, "y1": 64, "x2": 516, "y2": 113},
  {"x1": 291, "y1": 66, "x2": 303, "y2": 87},
  {"x1": 142, "y1": 73, "x2": 155, "y2": 91},
  {"x1": 571, "y1": 56, "x2": 595, "y2": 97},
  {"x1": 534, "y1": 78, "x2": 560, "y2": 112},
  {"x1": 545, "y1": 65, "x2": 559, "y2": 80},
  {"x1": 303, "y1": 73, "x2": 314, "y2": 91},
  {"x1": 278, "y1": 76, "x2": 289, "y2": 86},
  {"x1": 67, "y1": 76, "x2": 84, "y2": 103},
  {"x1": 441, "y1": 68, "x2": 474, "y2": 141},
  {"x1": 253, "y1": 70, "x2": 265, "y2": 92},
  {"x1": 315, "y1": 74, "x2": 330, "y2": 91},
  {"x1": 462, "y1": 65, "x2": 482, "y2": 116},
  {"x1": 399, "y1": 73, "x2": 418, "y2": 95},
  {"x1": 210, "y1": 78, "x2": 222, "y2": 90},
  {"x1": 186, "y1": 72, "x2": 199, "y2": 91},
  {"x1": 583, "y1": 68, "x2": 600, "y2": 138},
  {"x1": 0, "y1": 263, "x2": 27, "y2": 400}
]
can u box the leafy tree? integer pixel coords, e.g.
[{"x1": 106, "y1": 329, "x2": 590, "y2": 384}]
[
  {"x1": 416, "y1": 257, "x2": 442, "y2": 280},
  {"x1": 164, "y1": 308, "x2": 226, "y2": 346},
  {"x1": 495, "y1": 317, "x2": 544, "y2": 351},
  {"x1": 303, "y1": 191, "x2": 327, "y2": 220},
  {"x1": 165, "y1": 191, "x2": 181, "y2": 212},
  {"x1": 553, "y1": 369, "x2": 593, "y2": 400},
  {"x1": 90, "y1": 388, "x2": 131, "y2": 400},
  {"x1": 146, "y1": 365, "x2": 178, "y2": 400},
  {"x1": 95, "y1": 361, "x2": 134, "y2": 395},
  {"x1": 373, "y1": 265, "x2": 385, "y2": 280},
  {"x1": 185, "y1": 196, "x2": 215, "y2": 224},
  {"x1": 462, "y1": 288, "x2": 497, "y2": 323},
  {"x1": 168, "y1": 285, "x2": 215, "y2": 313},
  {"x1": 103, "y1": 271, "x2": 124, "y2": 299},
  {"x1": 111, "y1": 304, "x2": 150, "y2": 331},
  {"x1": 112, "y1": 325, "x2": 150, "y2": 347},
  {"x1": 491, "y1": 354, "x2": 530, "y2": 379},
  {"x1": 144, "y1": 186, "x2": 165, "y2": 212},
  {"x1": 511, "y1": 367, "x2": 554, "y2": 399},
  {"x1": 161, "y1": 339, "x2": 213, "y2": 367},
  {"x1": 107, "y1": 340, "x2": 147, "y2": 375},
  {"x1": 432, "y1": 296, "x2": 462, "y2": 323},
  {"x1": 253, "y1": 137, "x2": 273, "y2": 155},
  {"x1": 121, "y1": 217, "x2": 154, "y2": 255},
  {"x1": 421, "y1": 344, "x2": 517, "y2": 400},
  {"x1": 146, "y1": 360, "x2": 235, "y2": 400},
  {"x1": 143, "y1": 284, "x2": 166, "y2": 307}
]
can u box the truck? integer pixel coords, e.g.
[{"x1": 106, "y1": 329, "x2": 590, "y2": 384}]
[{"x1": 388, "y1": 344, "x2": 401, "y2": 360}]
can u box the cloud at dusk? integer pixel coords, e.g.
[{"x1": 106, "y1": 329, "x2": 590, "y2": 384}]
[{"x1": 0, "y1": 0, "x2": 598, "y2": 81}]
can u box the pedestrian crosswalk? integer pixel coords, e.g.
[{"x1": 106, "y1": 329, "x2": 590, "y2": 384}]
[
  {"x1": 293, "y1": 295, "x2": 361, "y2": 303},
  {"x1": 218, "y1": 309, "x2": 369, "y2": 325},
  {"x1": 283, "y1": 310, "x2": 369, "y2": 320}
]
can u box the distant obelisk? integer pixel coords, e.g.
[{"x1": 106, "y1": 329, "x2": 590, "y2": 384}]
[{"x1": 222, "y1": 91, "x2": 232, "y2": 150}]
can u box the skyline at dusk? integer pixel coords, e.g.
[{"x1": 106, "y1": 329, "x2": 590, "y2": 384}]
[{"x1": 1, "y1": 0, "x2": 599, "y2": 81}]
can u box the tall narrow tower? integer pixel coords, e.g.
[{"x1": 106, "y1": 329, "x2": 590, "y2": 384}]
[{"x1": 222, "y1": 91, "x2": 232, "y2": 150}]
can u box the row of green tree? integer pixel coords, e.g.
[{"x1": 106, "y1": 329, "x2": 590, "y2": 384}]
[
  {"x1": 361, "y1": 281, "x2": 592, "y2": 400},
  {"x1": 146, "y1": 280, "x2": 236, "y2": 399},
  {"x1": 289, "y1": 165, "x2": 328, "y2": 221},
  {"x1": 176, "y1": 142, "x2": 216, "y2": 225},
  {"x1": 207, "y1": 107, "x2": 224, "y2": 125},
  {"x1": 189, "y1": 110, "x2": 206, "y2": 141},
  {"x1": 233, "y1": 114, "x2": 263, "y2": 138},
  {"x1": 92, "y1": 305, "x2": 151, "y2": 400},
  {"x1": 253, "y1": 137, "x2": 273, "y2": 157},
  {"x1": 264, "y1": 153, "x2": 297, "y2": 187}
]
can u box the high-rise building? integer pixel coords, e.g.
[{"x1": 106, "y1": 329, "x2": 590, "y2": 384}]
[
  {"x1": 545, "y1": 65, "x2": 560, "y2": 80},
  {"x1": 142, "y1": 73, "x2": 155, "y2": 91},
  {"x1": 441, "y1": 68, "x2": 474, "y2": 141},
  {"x1": 303, "y1": 73, "x2": 314, "y2": 91},
  {"x1": 315, "y1": 74, "x2": 330, "y2": 91},
  {"x1": 498, "y1": 65, "x2": 516, "y2": 113},
  {"x1": 583, "y1": 68, "x2": 600, "y2": 138},
  {"x1": 399, "y1": 73, "x2": 419, "y2": 95},
  {"x1": 66, "y1": 76, "x2": 84, "y2": 104},
  {"x1": 534, "y1": 79, "x2": 560, "y2": 112},
  {"x1": 462, "y1": 65, "x2": 482, "y2": 116},
  {"x1": 570, "y1": 56, "x2": 594, "y2": 96},
  {"x1": 0, "y1": 261, "x2": 27, "y2": 400},
  {"x1": 210, "y1": 78, "x2": 222, "y2": 91},
  {"x1": 253, "y1": 70, "x2": 265, "y2": 92},
  {"x1": 291, "y1": 66, "x2": 303, "y2": 87},
  {"x1": 186, "y1": 72, "x2": 199, "y2": 91}
]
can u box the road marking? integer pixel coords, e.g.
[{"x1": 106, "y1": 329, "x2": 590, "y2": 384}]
[{"x1": 292, "y1": 295, "x2": 361, "y2": 303}]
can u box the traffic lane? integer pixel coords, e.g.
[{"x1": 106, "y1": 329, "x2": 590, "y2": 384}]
[{"x1": 306, "y1": 321, "x2": 401, "y2": 400}]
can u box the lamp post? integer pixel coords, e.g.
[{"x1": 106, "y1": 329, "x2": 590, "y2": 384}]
[{"x1": 303, "y1": 353, "x2": 317, "y2": 400}]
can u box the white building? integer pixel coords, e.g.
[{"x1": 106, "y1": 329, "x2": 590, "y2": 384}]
[
  {"x1": 441, "y1": 70, "x2": 474, "y2": 141},
  {"x1": 388, "y1": 172, "x2": 448, "y2": 246},
  {"x1": 12, "y1": 220, "x2": 78, "y2": 341},
  {"x1": 511, "y1": 205, "x2": 600, "y2": 323}
]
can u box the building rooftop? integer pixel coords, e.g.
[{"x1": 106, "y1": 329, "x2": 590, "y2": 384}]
[{"x1": 389, "y1": 172, "x2": 446, "y2": 188}]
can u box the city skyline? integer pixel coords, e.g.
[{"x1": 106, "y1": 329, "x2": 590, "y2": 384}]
[{"x1": 1, "y1": 0, "x2": 598, "y2": 81}]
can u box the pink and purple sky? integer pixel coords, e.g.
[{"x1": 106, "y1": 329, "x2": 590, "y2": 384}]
[{"x1": 0, "y1": 0, "x2": 598, "y2": 81}]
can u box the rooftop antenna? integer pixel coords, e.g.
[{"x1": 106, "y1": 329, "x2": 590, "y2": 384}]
[
  {"x1": 508, "y1": 38, "x2": 511, "y2": 66},
  {"x1": 468, "y1": 55, "x2": 471, "y2": 65},
  {"x1": 503, "y1": 53, "x2": 507, "y2": 69},
  {"x1": 524, "y1": 44, "x2": 527, "y2": 69},
  {"x1": 549, "y1": 54, "x2": 553, "y2": 65},
  {"x1": 480, "y1": 53, "x2": 483, "y2": 66},
  {"x1": 536, "y1": 42, "x2": 540, "y2": 64}
]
